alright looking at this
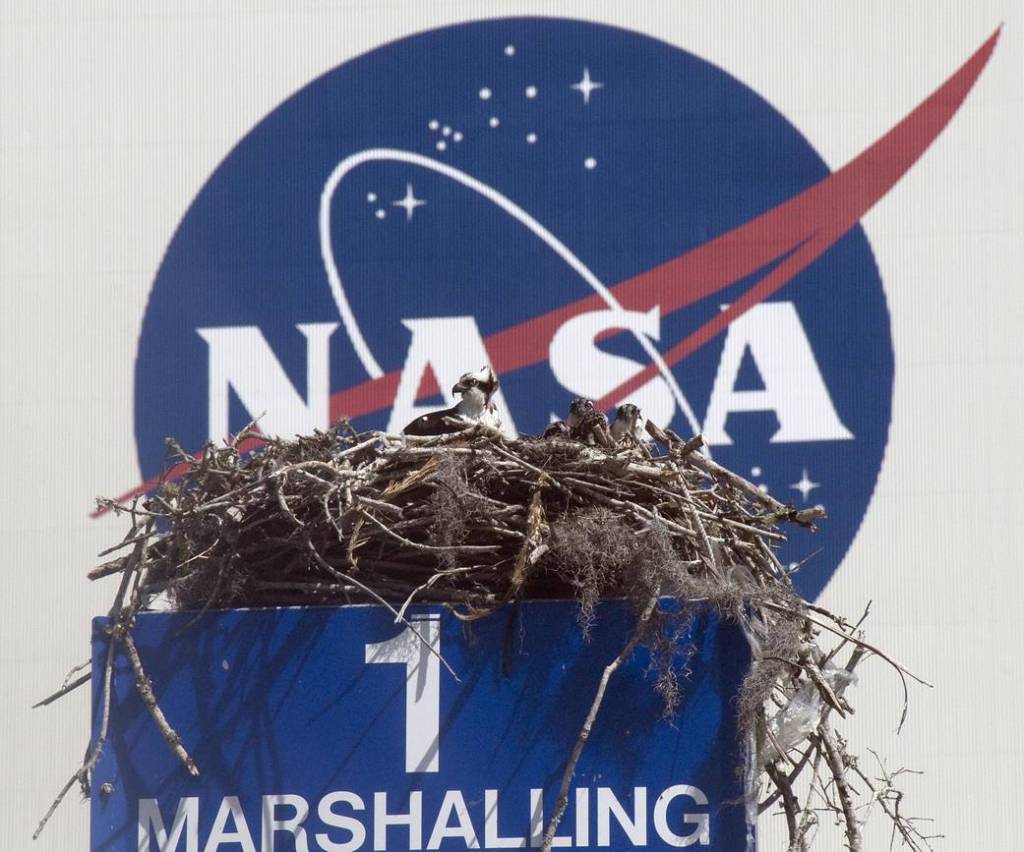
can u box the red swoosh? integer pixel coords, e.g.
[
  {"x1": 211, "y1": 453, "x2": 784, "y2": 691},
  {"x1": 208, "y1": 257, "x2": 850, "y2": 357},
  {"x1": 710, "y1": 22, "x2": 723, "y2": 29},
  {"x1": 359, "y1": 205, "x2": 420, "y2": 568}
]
[
  {"x1": 596, "y1": 26, "x2": 1000, "y2": 408},
  {"x1": 95, "y1": 28, "x2": 998, "y2": 517}
]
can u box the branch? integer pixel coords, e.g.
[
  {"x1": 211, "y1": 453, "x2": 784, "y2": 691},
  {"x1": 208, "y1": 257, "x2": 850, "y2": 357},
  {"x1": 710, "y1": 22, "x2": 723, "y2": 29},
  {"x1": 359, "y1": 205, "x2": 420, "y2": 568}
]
[
  {"x1": 540, "y1": 596, "x2": 658, "y2": 851},
  {"x1": 121, "y1": 630, "x2": 199, "y2": 777},
  {"x1": 818, "y1": 723, "x2": 861, "y2": 852}
]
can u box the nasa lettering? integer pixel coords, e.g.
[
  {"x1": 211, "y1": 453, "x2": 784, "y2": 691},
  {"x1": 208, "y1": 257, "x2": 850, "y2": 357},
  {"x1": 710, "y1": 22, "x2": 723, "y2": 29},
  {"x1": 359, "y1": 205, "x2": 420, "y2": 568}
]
[{"x1": 135, "y1": 18, "x2": 903, "y2": 599}]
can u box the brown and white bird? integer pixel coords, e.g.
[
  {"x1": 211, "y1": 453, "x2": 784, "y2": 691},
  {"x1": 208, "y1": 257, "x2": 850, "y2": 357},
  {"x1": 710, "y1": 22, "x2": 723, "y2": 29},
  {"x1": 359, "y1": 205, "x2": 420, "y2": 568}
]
[
  {"x1": 566, "y1": 397, "x2": 613, "y2": 447},
  {"x1": 543, "y1": 419, "x2": 569, "y2": 439},
  {"x1": 611, "y1": 403, "x2": 646, "y2": 444},
  {"x1": 566, "y1": 398, "x2": 594, "y2": 434},
  {"x1": 403, "y1": 366, "x2": 501, "y2": 436}
]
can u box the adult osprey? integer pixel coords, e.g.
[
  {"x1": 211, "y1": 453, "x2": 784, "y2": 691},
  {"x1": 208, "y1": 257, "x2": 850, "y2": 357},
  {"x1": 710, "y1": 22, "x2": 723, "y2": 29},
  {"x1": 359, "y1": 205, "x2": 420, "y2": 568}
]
[{"x1": 402, "y1": 366, "x2": 501, "y2": 436}]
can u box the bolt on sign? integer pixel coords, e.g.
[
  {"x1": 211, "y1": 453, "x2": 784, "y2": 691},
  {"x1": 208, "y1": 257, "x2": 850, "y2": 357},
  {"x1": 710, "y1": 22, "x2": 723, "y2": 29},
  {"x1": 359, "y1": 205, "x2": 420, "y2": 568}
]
[{"x1": 90, "y1": 601, "x2": 750, "y2": 850}]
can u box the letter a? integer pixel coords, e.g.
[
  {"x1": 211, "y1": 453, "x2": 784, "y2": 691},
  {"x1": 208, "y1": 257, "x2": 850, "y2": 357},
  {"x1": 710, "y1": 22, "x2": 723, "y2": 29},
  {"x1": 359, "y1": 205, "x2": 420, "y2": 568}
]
[
  {"x1": 703, "y1": 302, "x2": 853, "y2": 445},
  {"x1": 387, "y1": 317, "x2": 516, "y2": 436}
]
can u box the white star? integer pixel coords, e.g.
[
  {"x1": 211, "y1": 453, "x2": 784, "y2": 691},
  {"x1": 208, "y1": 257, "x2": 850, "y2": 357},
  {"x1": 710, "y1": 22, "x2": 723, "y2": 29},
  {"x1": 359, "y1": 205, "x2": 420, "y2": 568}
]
[
  {"x1": 392, "y1": 183, "x2": 427, "y2": 222},
  {"x1": 571, "y1": 67, "x2": 604, "y2": 104},
  {"x1": 789, "y1": 468, "x2": 820, "y2": 502}
]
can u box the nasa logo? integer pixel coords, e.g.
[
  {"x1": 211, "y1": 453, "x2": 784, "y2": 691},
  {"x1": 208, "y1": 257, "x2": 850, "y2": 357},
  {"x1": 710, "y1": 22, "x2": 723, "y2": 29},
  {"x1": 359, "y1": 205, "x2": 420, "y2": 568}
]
[{"x1": 130, "y1": 18, "x2": 997, "y2": 599}]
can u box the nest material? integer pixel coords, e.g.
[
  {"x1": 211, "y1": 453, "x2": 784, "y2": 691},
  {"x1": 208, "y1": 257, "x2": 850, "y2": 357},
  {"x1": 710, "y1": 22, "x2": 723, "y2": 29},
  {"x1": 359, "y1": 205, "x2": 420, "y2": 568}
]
[
  {"x1": 39, "y1": 422, "x2": 935, "y2": 851},
  {"x1": 97, "y1": 425, "x2": 823, "y2": 618}
]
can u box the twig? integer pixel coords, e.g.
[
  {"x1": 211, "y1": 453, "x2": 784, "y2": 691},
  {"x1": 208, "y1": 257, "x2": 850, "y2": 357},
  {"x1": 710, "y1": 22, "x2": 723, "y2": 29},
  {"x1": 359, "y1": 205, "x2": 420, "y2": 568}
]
[
  {"x1": 360, "y1": 509, "x2": 501, "y2": 555},
  {"x1": 818, "y1": 723, "x2": 861, "y2": 852},
  {"x1": 32, "y1": 673, "x2": 91, "y2": 709},
  {"x1": 303, "y1": 537, "x2": 461, "y2": 682},
  {"x1": 120, "y1": 630, "x2": 199, "y2": 777},
  {"x1": 760, "y1": 601, "x2": 930, "y2": 731},
  {"x1": 540, "y1": 595, "x2": 658, "y2": 851},
  {"x1": 33, "y1": 631, "x2": 118, "y2": 839},
  {"x1": 765, "y1": 762, "x2": 801, "y2": 850}
]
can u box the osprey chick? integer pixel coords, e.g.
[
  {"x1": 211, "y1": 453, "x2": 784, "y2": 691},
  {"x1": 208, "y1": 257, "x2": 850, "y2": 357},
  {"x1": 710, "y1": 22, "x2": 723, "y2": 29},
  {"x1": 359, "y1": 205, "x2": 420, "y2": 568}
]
[
  {"x1": 402, "y1": 366, "x2": 501, "y2": 436},
  {"x1": 611, "y1": 403, "x2": 646, "y2": 444},
  {"x1": 543, "y1": 420, "x2": 569, "y2": 439},
  {"x1": 566, "y1": 398, "x2": 613, "y2": 447}
]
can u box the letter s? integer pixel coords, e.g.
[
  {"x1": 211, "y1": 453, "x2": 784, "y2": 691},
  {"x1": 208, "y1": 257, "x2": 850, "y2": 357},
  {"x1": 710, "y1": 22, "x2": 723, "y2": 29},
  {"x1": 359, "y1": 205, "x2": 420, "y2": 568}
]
[{"x1": 549, "y1": 307, "x2": 675, "y2": 429}]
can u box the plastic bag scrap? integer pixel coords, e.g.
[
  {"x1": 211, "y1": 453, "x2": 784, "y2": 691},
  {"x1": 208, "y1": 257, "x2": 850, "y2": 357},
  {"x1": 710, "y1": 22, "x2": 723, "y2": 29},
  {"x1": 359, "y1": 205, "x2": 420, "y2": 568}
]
[{"x1": 765, "y1": 662, "x2": 858, "y2": 762}]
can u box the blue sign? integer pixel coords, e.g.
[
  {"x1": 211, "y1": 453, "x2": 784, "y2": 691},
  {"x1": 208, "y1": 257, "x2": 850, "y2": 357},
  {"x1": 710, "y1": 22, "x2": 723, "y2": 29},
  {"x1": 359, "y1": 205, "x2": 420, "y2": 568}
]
[
  {"x1": 92, "y1": 602, "x2": 750, "y2": 850},
  {"x1": 131, "y1": 17, "x2": 902, "y2": 601}
]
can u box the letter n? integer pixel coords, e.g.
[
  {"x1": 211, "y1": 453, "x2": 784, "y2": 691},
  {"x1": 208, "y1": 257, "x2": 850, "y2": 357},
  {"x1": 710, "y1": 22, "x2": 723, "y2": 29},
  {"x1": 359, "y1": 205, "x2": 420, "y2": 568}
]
[{"x1": 196, "y1": 323, "x2": 337, "y2": 442}]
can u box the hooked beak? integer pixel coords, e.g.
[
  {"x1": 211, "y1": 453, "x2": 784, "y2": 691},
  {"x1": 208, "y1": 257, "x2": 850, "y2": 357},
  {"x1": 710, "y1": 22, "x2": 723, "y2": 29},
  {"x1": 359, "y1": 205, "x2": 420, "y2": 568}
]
[{"x1": 452, "y1": 380, "x2": 468, "y2": 395}]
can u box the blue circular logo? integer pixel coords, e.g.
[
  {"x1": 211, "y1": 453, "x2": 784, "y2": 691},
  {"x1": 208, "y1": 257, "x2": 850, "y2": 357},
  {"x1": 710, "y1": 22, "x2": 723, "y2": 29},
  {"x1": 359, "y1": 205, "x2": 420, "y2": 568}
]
[{"x1": 135, "y1": 18, "x2": 893, "y2": 600}]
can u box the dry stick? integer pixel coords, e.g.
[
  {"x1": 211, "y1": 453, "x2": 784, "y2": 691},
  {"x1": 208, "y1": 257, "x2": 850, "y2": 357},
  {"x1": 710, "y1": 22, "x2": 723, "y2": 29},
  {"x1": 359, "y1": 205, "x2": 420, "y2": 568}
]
[
  {"x1": 489, "y1": 444, "x2": 570, "y2": 494},
  {"x1": 346, "y1": 514, "x2": 366, "y2": 570},
  {"x1": 510, "y1": 485, "x2": 547, "y2": 593},
  {"x1": 32, "y1": 672, "x2": 92, "y2": 709},
  {"x1": 168, "y1": 540, "x2": 219, "y2": 574},
  {"x1": 62, "y1": 658, "x2": 93, "y2": 687},
  {"x1": 88, "y1": 557, "x2": 130, "y2": 581},
  {"x1": 689, "y1": 450, "x2": 826, "y2": 530},
  {"x1": 764, "y1": 719, "x2": 799, "y2": 768},
  {"x1": 713, "y1": 514, "x2": 786, "y2": 541},
  {"x1": 822, "y1": 601, "x2": 873, "y2": 668},
  {"x1": 32, "y1": 634, "x2": 118, "y2": 839},
  {"x1": 119, "y1": 531, "x2": 202, "y2": 772},
  {"x1": 760, "y1": 643, "x2": 868, "y2": 815},
  {"x1": 756, "y1": 536, "x2": 789, "y2": 580},
  {"x1": 688, "y1": 450, "x2": 787, "y2": 512},
  {"x1": 303, "y1": 538, "x2": 461, "y2": 682},
  {"x1": 388, "y1": 423, "x2": 499, "y2": 447},
  {"x1": 33, "y1": 658, "x2": 93, "y2": 707},
  {"x1": 803, "y1": 659, "x2": 848, "y2": 719},
  {"x1": 96, "y1": 529, "x2": 157, "y2": 557},
  {"x1": 849, "y1": 755, "x2": 936, "y2": 852},
  {"x1": 359, "y1": 509, "x2": 501, "y2": 554},
  {"x1": 677, "y1": 473, "x2": 724, "y2": 583},
  {"x1": 564, "y1": 479, "x2": 696, "y2": 538},
  {"x1": 793, "y1": 747, "x2": 824, "y2": 850},
  {"x1": 354, "y1": 495, "x2": 404, "y2": 517},
  {"x1": 757, "y1": 745, "x2": 820, "y2": 824},
  {"x1": 256, "y1": 580, "x2": 359, "y2": 595},
  {"x1": 674, "y1": 432, "x2": 706, "y2": 457},
  {"x1": 121, "y1": 631, "x2": 199, "y2": 777},
  {"x1": 760, "y1": 601, "x2": 929, "y2": 732},
  {"x1": 765, "y1": 762, "x2": 801, "y2": 850},
  {"x1": 394, "y1": 565, "x2": 481, "y2": 624},
  {"x1": 540, "y1": 595, "x2": 659, "y2": 852},
  {"x1": 818, "y1": 723, "x2": 862, "y2": 852},
  {"x1": 335, "y1": 433, "x2": 386, "y2": 458}
]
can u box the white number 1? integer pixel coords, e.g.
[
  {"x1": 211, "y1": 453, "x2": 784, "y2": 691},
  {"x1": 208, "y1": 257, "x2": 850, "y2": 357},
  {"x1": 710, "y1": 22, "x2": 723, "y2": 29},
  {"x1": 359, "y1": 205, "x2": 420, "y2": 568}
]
[{"x1": 364, "y1": 614, "x2": 441, "y2": 773}]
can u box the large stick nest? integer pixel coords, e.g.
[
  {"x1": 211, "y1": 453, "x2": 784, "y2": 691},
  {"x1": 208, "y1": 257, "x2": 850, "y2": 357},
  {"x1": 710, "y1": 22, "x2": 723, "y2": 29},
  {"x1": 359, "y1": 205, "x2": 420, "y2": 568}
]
[
  {"x1": 44, "y1": 422, "x2": 935, "y2": 850},
  {"x1": 97, "y1": 424, "x2": 824, "y2": 619}
]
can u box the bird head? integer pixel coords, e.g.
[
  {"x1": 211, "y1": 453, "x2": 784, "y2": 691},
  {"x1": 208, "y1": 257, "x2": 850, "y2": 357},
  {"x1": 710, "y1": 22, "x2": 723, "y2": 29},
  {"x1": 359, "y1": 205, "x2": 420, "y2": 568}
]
[
  {"x1": 615, "y1": 403, "x2": 641, "y2": 426},
  {"x1": 567, "y1": 398, "x2": 595, "y2": 426},
  {"x1": 542, "y1": 419, "x2": 569, "y2": 438},
  {"x1": 452, "y1": 366, "x2": 499, "y2": 401}
]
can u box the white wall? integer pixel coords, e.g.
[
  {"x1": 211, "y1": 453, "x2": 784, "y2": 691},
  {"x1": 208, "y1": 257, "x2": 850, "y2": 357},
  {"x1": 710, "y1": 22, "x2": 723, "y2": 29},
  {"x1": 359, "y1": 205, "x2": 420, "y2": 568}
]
[{"x1": 1, "y1": 2, "x2": 1020, "y2": 848}]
